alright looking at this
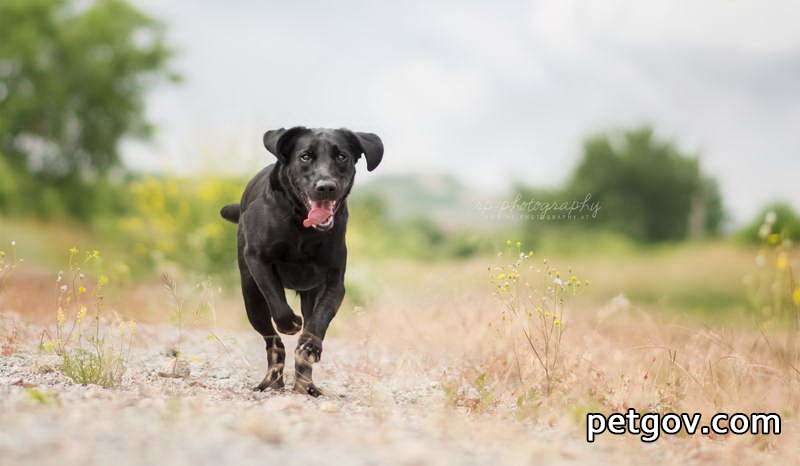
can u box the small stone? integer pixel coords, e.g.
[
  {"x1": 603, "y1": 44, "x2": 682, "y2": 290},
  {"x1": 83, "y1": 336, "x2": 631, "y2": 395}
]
[
  {"x1": 33, "y1": 355, "x2": 61, "y2": 374},
  {"x1": 157, "y1": 359, "x2": 191, "y2": 378},
  {"x1": 11, "y1": 379, "x2": 36, "y2": 388},
  {"x1": 320, "y1": 401, "x2": 339, "y2": 413}
]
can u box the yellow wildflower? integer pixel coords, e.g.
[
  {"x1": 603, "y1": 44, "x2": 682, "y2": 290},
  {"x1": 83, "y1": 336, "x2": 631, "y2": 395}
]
[
  {"x1": 793, "y1": 288, "x2": 800, "y2": 306},
  {"x1": 78, "y1": 286, "x2": 87, "y2": 294},
  {"x1": 76, "y1": 305, "x2": 87, "y2": 321},
  {"x1": 776, "y1": 253, "x2": 788, "y2": 271},
  {"x1": 41, "y1": 340, "x2": 55, "y2": 353}
]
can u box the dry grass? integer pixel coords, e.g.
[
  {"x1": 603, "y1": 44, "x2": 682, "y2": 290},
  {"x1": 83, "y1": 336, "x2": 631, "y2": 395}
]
[
  {"x1": 2, "y1": 240, "x2": 799, "y2": 464},
  {"x1": 336, "y1": 243, "x2": 799, "y2": 464}
]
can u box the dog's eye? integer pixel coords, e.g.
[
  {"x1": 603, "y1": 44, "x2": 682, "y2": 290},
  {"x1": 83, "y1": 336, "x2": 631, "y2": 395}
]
[
  {"x1": 298, "y1": 152, "x2": 313, "y2": 162},
  {"x1": 336, "y1": 152, "x2": 348, "y2": 162}
]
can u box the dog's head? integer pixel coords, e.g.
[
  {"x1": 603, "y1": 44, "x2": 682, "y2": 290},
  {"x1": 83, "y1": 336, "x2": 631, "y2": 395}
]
[{"x1": 263, "y1": 127, "x2": 383, "y2": 231}]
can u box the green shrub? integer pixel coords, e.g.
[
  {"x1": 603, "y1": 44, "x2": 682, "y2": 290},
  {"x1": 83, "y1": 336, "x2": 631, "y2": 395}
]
[
  {"x1": 739, "y1": 202, "x2": 800, "y2": 243},
  {"x1": 61, "y1": 348, "x2": 127, "y2": 388},
  {"x1": 111, "y1": 175, "x2": 243, "y2": 277}
]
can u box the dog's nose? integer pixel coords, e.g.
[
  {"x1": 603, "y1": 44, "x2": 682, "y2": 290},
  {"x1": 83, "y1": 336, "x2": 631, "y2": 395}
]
[{"x1": 314, "y1": 180, "x2": 338, "y2": 194}]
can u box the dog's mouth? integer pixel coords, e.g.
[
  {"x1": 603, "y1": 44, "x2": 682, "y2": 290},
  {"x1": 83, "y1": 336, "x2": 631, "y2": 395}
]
[{"x1": 303, "y1": 198, "x2": 337, "y2": 231}]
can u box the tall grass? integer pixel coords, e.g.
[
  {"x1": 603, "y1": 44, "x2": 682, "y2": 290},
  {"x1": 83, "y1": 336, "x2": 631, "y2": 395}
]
[
  {"x1": 339, "y1": 240, "x2": 799, "y2": 461},
  {"x1": 0, "y1": 241, "x2": 22, "y2": 356},
  {"x1": 158, "y1": 272, "x2": 241, "y2": 378},
  {"x1": 0, "y1": 240, "x2": 22, "y2": 292},
  {"x1": 744, "y1": 210, "x2": 800, "y2": 376},
  {"x1": 41, "y1": 248, "x2": 136, "y2": 388},
  {"x1": 489, "y1": 241, "x2": 587, "y2": 395}
]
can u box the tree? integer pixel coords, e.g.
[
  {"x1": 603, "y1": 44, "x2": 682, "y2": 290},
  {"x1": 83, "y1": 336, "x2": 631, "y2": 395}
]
[
  {"x1": 739, "y1": 202, "x2": 800, "y2": 243},
  {"x1": 0, "y1": 0, "x2": 176, "y2": 216},
  {"x1": 564, "y1": 127, "x2": 723, "y2": 242}
]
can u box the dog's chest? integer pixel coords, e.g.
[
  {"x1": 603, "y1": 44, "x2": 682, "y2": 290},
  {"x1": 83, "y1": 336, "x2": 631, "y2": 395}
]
[
  {"x1": 267, "y1": 239, "x2": 331, "y2": 291},
  {"x1": 268, "y1": 237, "x2": 326, "y2": 263},
  {"x1": 274, "y1": 260, "x2": 326, "y2": 291}
]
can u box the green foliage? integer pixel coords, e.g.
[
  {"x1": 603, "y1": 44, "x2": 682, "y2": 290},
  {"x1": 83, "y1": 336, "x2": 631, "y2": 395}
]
[
  {"x1": 61, "y1": 347, "x2": 126, "y2": 388},
  {"x1": 568, "y1": 127, "x2": 723, "y2": 242},
  {"x1": 0, "y1": 165, "x2": 130, "y2": 220},
  {"x1": 521, "y1": 227, "x2": 638, "y2": 257},
  {"x1": 739, "y1": 202, "x2": 800, "y2": 243},
  {"x1": 0, "y1": 0, "x2": 176, "y2": 217},
  {"x1": 347, "y1": 192, "x2": 488, "y2": 261},
  {"x1": 0, "y1": 155, "x2": 18, "y2": 210},
  {"x1": 25, "y1": 387, "x2": 58, "y2": 405},
  {"x1": 742, "y1": 210, "x2": 800, "y2": 372},
  {"x1": 110, "y1": 175, "x2": 243, "y2": 277},
  {"x1": 2, "y1": 173, "x2": 487, "y2": 281},
  {"x1": 520, "y1": 127, "x2": 723, "y2": 244}
]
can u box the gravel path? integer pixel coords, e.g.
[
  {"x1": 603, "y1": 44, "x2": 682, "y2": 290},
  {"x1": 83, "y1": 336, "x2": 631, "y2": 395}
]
[{"x1": 0, "y1": 316, "x2": 606, "y2": 466}]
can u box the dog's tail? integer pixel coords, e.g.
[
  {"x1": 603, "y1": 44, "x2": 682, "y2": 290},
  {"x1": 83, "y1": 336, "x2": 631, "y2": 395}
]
[{"x1": 220, "y1": 204, "x2": 241, "y2": 224}]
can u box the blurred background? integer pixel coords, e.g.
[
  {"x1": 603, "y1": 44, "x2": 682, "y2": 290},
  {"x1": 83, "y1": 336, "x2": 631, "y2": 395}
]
[{"x1": 1, "y1": 0, "x2": 798, "y2": 323}]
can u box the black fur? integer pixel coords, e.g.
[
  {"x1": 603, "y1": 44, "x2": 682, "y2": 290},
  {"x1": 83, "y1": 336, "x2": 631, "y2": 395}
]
[
  {"x1": 220, "y1": 204, "x2": 240, "y2": 223},
  {"x1": 221, "y1": 127, "x2": 383, "y2": 396}
]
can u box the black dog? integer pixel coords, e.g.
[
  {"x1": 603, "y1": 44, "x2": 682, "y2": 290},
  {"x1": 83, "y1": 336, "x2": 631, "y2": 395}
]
[{"x1": 220, "y1": 127, "x2": 383, "y2": 396}]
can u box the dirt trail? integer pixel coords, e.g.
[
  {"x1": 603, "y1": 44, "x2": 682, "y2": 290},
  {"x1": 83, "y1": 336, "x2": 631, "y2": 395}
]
[{"x1": 0, "y1": 317, "x2": 608, "y2": 466}]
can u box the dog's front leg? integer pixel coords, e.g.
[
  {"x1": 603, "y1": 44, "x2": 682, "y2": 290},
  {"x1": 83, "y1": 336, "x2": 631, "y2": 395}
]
[
  {"x1": 293, "y1": 272, "x2": 345, "y2": 397},
  {"x1": 244, "y1": 250, "x2": 303, "y2": 335}
]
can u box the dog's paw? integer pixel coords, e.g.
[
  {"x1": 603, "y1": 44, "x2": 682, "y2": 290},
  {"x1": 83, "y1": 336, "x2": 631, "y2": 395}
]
[
  {"x1": 295, "y1": 334, "x2": 322, "y2": 364},
  {"x1": 293, "y1": 381, "x2": 322, "y2": 397},
  {"x1": 253, "y1": 369, "x2": 285, "y2": 391},
  {"x1": 274, "y1": 313, "x2": 303, "y2": 335}
]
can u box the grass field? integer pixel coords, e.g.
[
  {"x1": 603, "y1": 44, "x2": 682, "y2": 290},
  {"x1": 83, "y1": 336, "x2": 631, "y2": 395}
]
[{"x1": 1, "y1": 219, "x2": 799, "y2": 465}]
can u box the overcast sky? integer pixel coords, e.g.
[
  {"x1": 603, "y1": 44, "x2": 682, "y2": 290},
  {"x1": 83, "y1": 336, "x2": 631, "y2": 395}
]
[{"x1": 128, "y1": 0, "x2": 800, "y2": 224}]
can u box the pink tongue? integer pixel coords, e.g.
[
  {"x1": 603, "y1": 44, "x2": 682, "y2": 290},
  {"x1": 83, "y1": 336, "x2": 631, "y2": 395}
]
[{"x1": 303, "y1": 201, "x2": 334, "y2": 228}]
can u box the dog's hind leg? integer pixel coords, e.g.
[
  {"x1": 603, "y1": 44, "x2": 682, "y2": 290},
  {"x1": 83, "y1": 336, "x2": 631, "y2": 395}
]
[{"x1": 240, "y1": 264, "x2": 285, "y2": 391}]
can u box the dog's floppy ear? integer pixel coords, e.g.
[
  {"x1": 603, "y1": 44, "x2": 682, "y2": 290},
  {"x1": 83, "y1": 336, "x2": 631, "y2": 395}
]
[
  {"x1": 263, "y1": 126, "x2": 308, "y2": 163},
  {"x1": 341, "y1": 130, "x2": 383, "y2": 171}
]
